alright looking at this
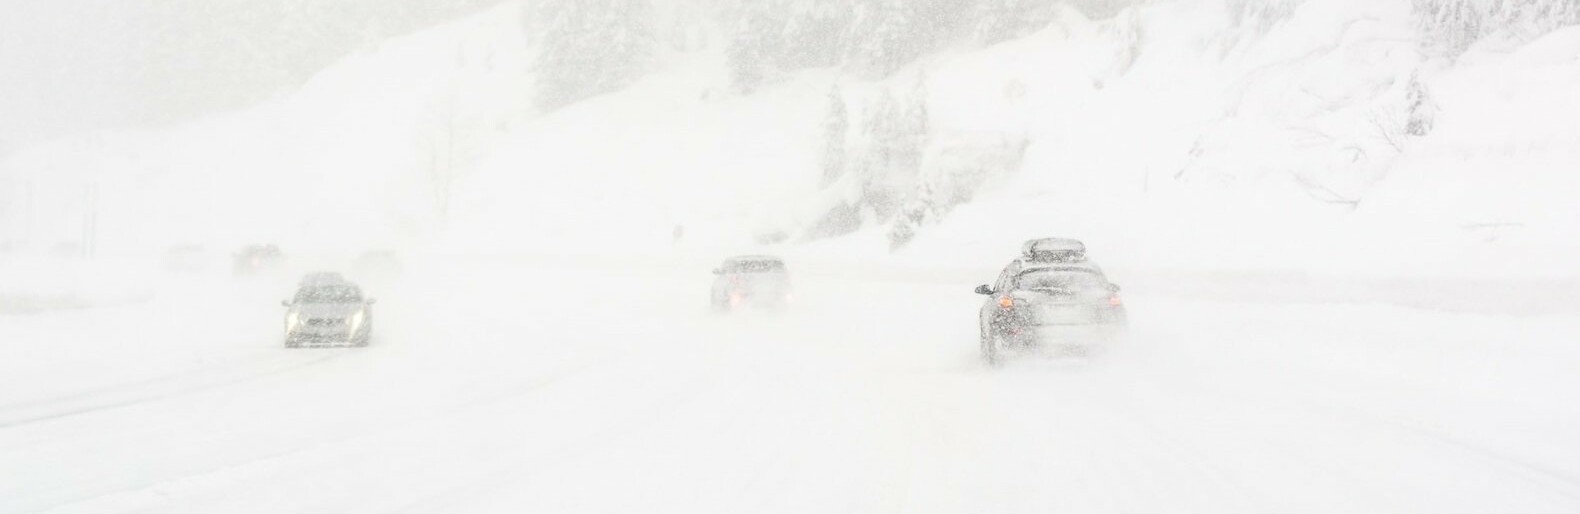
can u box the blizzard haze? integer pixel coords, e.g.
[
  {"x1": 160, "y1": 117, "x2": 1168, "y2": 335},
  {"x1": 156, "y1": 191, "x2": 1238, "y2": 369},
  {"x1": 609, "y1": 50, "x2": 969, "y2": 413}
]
[{"x1": 2, "y1": 1, "x2": 1579, "y2": 513}]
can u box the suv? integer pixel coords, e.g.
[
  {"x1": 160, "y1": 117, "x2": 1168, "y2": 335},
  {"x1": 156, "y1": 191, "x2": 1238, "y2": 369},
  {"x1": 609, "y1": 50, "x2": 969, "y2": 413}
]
[
  {"x1": 711, "y1": 255, "x2": 792, "y2": 311},
  {"x1": 975, "y1": 239, "x2": 1126, "y2": 365},
  {"x1": 282, "y1": 276, "x2": 375, "y2": 348}
]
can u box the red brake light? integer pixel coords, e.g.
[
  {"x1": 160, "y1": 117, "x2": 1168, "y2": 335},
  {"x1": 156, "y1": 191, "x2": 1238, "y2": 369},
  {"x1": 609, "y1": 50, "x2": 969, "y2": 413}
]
[
  {"x1": 997, "y1": 296, "x2": 1014, "y2": 308},
  {"x1": 1109, "y1": 295, "x2": 1123, "y2": 306}
]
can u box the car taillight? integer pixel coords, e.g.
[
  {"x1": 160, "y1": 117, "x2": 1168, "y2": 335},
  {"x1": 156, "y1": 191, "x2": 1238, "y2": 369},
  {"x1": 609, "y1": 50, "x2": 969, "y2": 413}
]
[
  {"x1": 998, "y1": 296, "x2": 1014, "y2": 309},
  {"x1": 1109, "y1": 295, "x2": 1123, "y2": 306}
]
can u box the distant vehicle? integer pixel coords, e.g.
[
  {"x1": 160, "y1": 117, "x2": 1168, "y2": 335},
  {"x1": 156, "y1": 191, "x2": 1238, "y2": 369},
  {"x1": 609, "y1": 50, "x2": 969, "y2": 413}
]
[
  {"x1": 351, "y1": 250, "x2": 402, "y2": 280},
  {"x1": 975, "y1": 239, "x2": 1126, "y2": 366},
  {"x1": 711, "y1": 255, "x2": 792, "y2": 311},
  {"x1": 233, "y1": 244, "x2": 285, "y2": 276},
  {"x1": 161, "y1": 245, "x2": 209, "y2": 273},
  {"x1": 282, "y1": 276, "x2": 374, "y2": 348}
]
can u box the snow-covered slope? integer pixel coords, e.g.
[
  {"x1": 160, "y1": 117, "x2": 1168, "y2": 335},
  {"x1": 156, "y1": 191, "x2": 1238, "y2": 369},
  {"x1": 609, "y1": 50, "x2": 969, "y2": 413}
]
[
  {"x1": 2, "y1": 0, "x2": 1576, "y2": 277},
  {"x1": 3, "y1": 3, "x2": 1580, "y2": 513}
]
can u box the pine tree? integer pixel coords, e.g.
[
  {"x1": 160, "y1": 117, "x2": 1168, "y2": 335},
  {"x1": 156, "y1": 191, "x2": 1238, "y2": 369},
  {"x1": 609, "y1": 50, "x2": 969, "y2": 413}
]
[
  {"x1": 975, "y1": 0, "x2": 1059, "y2": 44},
  {"x1": 533, "y1": 0, "x2": 656, "y2": 111},
  {"x1": 1415, "y1": 0, "x2": 1483, "y2": 58},
  {"x1": 781, "y1": 0, "x2": 854, "y2": 69},
  {"x1": 820, "y1": 85, "x2": 849, "y2": 186},
  {"x1": 852, "y1": 0, "x2": 913, "y2": 77},
  {"x1": 726, "y1": 16, "x2": 771, "y2": 94},
  {"x1": 1405, "y1": 72, "x2": 1436, "y2": 137}
]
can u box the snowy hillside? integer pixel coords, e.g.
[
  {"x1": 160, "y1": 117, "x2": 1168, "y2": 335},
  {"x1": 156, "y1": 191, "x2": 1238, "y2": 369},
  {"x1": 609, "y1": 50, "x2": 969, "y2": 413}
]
[
  {"x1": 2, "y1": 0, "x2": 1576, "y2": 276},
  {"x1": 4, "y1": 2, "x2": 1580, "y2": 513}
]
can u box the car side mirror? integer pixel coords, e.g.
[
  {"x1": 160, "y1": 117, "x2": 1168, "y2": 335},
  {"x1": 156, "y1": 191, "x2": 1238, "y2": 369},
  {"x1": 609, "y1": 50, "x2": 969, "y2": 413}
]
[
  {"x1": 281, "y1": 300, "x2": 292, "y2": 307},
  {"x1": 367, "y1": 298, "x2": 378, "y2": 305},
  {"x1": 711, "y1": 268, "x2": 723, "y2": 275},
  {"x1": 974, "y1": 285, "x2": 994, "y2": 295},
  {"x1": 1107, "y1": 284, "x2": 1121, "y2": 293}
]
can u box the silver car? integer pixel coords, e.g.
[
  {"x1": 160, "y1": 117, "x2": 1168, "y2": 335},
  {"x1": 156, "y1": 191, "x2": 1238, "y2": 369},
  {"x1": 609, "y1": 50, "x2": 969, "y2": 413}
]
[
  {"x1": 711, "y1": 255, "x2": 792, "y2": 311},
  {"x1": 282, "y1": 278, "x2": 375, "y2": 348}
]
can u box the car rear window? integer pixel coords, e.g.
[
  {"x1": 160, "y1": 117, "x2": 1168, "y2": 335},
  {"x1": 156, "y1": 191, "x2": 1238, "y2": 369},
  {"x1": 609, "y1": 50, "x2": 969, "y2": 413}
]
[
  {"x1": 724, "y1": 260, "x2": 786, "y2": 273},
  {"x1": 1015, "y1": 270, "x2": 1105, "y2": 292},
  {"x1": 295, "y1": 285, "x2": 363, "y2": 303}
]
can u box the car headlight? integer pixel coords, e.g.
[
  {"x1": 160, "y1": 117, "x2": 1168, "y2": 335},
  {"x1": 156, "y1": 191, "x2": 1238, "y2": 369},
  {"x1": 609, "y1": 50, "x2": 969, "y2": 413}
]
[
  {"x1": 349, "y1": 310, "x2": 365, "y2": 330},
  {"x1": 286, "y1": 311, "x2": 301, "y2": 329}
]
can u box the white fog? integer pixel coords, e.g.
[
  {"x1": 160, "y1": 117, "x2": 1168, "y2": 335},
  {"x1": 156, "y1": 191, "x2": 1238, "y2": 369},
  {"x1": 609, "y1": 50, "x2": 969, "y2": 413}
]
[{"x1": 1, "y1": 0, "x2": 1578, "y2": 512}]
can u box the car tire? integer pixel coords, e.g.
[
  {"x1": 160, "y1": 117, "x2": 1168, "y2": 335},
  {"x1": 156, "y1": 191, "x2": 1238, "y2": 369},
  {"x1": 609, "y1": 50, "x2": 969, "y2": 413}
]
[{"x1": 980, "y1": 326, "x2": 1003, "y2": 369}]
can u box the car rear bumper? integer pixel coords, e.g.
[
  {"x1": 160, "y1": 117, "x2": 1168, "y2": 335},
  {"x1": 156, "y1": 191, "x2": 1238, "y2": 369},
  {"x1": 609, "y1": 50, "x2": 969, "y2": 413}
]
[
  {"x1": 286, "y1": 328, "x2": 369, "y2": 347},
  {"x1": 1000, "y1": 323, "x2": 1122, "y2": 348}
]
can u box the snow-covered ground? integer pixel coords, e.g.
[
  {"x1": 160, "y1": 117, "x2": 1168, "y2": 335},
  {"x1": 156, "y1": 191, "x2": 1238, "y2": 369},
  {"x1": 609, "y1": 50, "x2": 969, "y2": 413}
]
[
  {"x1": 1, "y1": 259, "x2": 1577, "y2": 513},
  {"x1": 3, "y1": 0, "x2": 1578, "y2": 512}
]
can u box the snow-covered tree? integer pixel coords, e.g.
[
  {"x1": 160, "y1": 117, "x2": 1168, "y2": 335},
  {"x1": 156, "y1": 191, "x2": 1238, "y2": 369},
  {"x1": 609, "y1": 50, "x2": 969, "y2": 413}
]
[
  {"x1": 1405, "y1": 72, "x2": 1437, "y2": 137},
  {"x1": 1414, "y1": 0, "x2": 1484, "y2": 58},
  {"x1": 854, "y1": 80, "x2": 930, "y2": 220},
  {"x1": 779, "y1": 0, "x2": 854, "y2": 69},
  {"x1": 975, "y1": 0, "x2": 1060, "y2": 44},
  {"x1": 820, "y1": 85, "x2": 849, "y2": 186},
  {"x1": 531, "y1": 0, "x2": 656, "y2": 111},
  {"x1": 725, "y1": 18, "x2": 773, "y2": 94},
  {"x1": 848, "y1": 0, "x2": 973, "y2": 77}
]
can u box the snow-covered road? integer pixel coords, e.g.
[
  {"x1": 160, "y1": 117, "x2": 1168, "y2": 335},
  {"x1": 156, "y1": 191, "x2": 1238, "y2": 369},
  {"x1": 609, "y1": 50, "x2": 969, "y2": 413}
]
[{"x1": 2, "y1": 261, "x2": 1577, "y2": 513}]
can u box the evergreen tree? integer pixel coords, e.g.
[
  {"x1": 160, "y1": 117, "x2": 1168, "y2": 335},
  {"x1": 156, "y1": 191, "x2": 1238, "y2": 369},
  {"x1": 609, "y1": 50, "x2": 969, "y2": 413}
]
[
  {"x1": 1414, "y1": 0, "x2": 1483, "y2": 58},
  {"x1": 1405, "y1": 72, "x2": 1436, "y2": 137},
  {"x1": 820, "y1": 85, "x2": 849, "y2": 186},
  {"x1": 975, "y1": 0, "x2": 1059, "y2": 45},
  {"x1": 533, "y1": 0, "x2": 656, "y2": 111},
  {"x1": 780, "y1": 0, "x2": 855, "y2": 69}
]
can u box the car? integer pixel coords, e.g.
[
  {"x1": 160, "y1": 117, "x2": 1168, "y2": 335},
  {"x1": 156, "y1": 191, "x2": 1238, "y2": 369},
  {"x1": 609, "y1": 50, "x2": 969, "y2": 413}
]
[
  {"x1": 281, "y1": 276, "x2": 375, "y2": 348},
  {"x1": 234, "y1": 244, "x2": 285, "y2": 276},
  {"x1": 975, "y1": 239, "x2": 1126, "y2": 366},
  {"x1": 711, "y1": 255, "x2": 792, "y2": 311}
]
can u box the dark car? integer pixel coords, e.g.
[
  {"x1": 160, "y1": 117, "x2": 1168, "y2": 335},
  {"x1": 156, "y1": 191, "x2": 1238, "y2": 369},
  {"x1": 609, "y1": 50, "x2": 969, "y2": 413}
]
[
  {"x1": 975, "y1": 239, "x2": 1126, "y2": 365},
  {"x1": 234, "y1": 244, "x2": 285, "y2": 276},
  {"x1": 711, "y1": 255, "x2": 792, "y2": 311},
  {"x1": 282, "y1": 277, "x2": 374, "y2": 348}
]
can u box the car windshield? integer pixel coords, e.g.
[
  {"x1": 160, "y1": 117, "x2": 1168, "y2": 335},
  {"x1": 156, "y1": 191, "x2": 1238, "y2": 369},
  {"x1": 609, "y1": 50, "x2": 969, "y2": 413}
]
[
  {"x1": 294, "y1": 285, "x2": 363, "y2": 304},
  {"x1": 1015, "y1": 270, "x2": 1106, "y2": 292},
  {"x1": 724, "y1": 260, "x2": 785, "y2": 273}
]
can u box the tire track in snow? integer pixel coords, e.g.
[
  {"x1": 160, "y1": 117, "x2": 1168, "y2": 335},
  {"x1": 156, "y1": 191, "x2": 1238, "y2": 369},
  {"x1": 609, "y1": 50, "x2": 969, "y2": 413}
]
[
  {"x1": 10, "y1": 354, "x2": 608, "y2": 514},
  {"x1": 0, "y1": 351, "x2": 348, "y2": 430}
]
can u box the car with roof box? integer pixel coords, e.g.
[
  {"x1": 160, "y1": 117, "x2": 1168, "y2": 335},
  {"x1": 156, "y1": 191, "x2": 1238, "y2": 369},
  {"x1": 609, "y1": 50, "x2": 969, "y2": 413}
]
[{"x1": 974, "y1": 238, "x2": 1126, "y2": 365}]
